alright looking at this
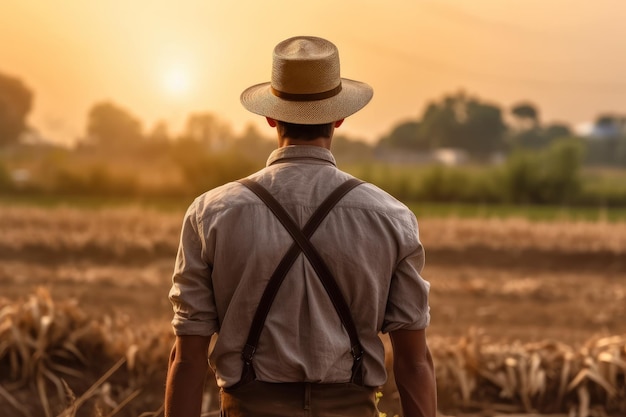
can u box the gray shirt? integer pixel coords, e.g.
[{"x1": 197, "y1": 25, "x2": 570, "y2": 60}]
[{"x1": 169, "y1": 145, "x2": 430, "y2": 388}]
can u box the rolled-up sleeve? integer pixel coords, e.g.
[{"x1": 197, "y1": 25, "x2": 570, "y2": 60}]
[
  {"x1": 381, "y1": 217, "x2": 431, "y2": 333},
  {"x1": 169, "y1": 201, "x2": 219, "y2": 336}
]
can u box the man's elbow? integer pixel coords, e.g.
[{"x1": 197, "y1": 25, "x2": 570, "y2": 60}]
[{"x1": 395, "y1": 357, "x2": 435, "y2": 381}]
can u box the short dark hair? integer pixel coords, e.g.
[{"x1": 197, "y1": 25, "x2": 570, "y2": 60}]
[{"x1": 276, "y1": 121, "x2": 334, "y2": 141}]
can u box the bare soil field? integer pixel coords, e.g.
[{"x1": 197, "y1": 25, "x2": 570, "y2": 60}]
[{"x1": 1, "y1": 206, "x2": 625, "y2": 416}]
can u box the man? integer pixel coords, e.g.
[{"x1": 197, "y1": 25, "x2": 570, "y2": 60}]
[{"x1": 165, "y1": 36, "x2": 436, "y2": 417}]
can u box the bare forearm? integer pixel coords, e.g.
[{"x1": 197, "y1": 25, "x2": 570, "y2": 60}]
[
  {"x1": 165, "y1": 359, "x2": 208, "y2": 417},
  {"x1": 165, "y1": 338, "x2": 210, "y2": 417},
  {"x1": 394, "y1": 360, "x2": 436, "y2": 417}
]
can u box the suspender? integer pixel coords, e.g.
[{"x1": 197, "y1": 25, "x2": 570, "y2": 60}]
[{"x1": 235, "y1": 177, "x2": 365, "y2": 386}]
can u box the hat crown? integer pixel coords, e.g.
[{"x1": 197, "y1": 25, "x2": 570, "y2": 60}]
[
  {"x1": 271, "y1": 37, "x2": 341, "y2": 95},
  {"x1": 240, "y1": 35, "x2": 372, "y2": 125}
]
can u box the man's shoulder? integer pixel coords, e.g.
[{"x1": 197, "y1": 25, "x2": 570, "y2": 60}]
[
  {"x1": 189, "y1": 181, "x2": 250, "y2": 218},
  {"x1": 342, "y1": 180, "x2": 417, "y2": 225}
]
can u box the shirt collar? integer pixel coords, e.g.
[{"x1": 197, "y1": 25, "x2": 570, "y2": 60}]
[{"x1": 266, "y1": 145, "x2": 337, "y2": 167}]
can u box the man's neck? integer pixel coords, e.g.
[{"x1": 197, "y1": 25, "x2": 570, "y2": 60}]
[{"x1": 278, "y1": 137, "x2": 332, "y2": 149}]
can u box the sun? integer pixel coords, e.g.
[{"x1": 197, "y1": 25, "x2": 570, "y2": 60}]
[{"x1": 161, "y1": 66, "x2": 191, "y2": 96}]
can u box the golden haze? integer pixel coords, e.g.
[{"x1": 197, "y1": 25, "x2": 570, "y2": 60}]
[{"x1": 1, "y1": 0, "x2": 626, "y2": 145}]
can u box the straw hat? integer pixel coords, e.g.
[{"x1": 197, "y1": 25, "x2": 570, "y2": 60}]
[{"x1": 240, "y1": 36, "x2": 373, "y2": 125}]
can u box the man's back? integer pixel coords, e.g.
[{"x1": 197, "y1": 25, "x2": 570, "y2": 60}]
[{"x1": 169, "y1": 146, "x2": 430, "y2": 388}]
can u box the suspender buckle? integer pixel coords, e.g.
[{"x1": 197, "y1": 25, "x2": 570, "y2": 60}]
[
  {"x1": 350, "y1": 344, "x2": 364, "y2": 361},
  {"x1": 242, "y1": 344, "x2": 256, "y2": 364}
]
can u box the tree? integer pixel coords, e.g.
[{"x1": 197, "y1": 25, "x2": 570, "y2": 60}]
[
  {"x1": 183, "y1": 112, "x2": 233, "y2": 151},
  {"x1": 418, "y1": 92, "x2": 506, "y2": 158},
  {"x1": 592, "y1": 114, "x2": 624, "y2": 139},
  {"x1": 147, "y1": 120, "x2": 171, "y2": 143},
  {"x1": 332, "y1": 134, "x2": 374, "y2": 162},
  {"x1": 507, "y1": 102, "x2": 574, "y2": 152},
  {"x1": 85, "y1": 101, "x2": 143, "y2": 148},
  {"x1": 543, "y1": 123, "x2": 572, "y2": 142},
  {"x1": 378, "y1": 120, "x2": 429, "y2": 151},
  {"x1": 419, "y1": 98, "x2": 460, "y2": 149},
  {"x1": 232, "y1": 123, "x2": 275, "y2": 162},
  {"x1": 511, "y1": 102, "x2": 539, "y2": 130},
  {"x1": 0, "y1": 72, "x2": 33, "y2": 147},
  {"x1": 464, "y1": 100, "x2": 507, "y2": 157}
]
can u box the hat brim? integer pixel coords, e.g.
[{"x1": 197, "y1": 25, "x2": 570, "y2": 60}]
[{"x1": 240, "y1": 78, "x2": 373, "y2": 125}]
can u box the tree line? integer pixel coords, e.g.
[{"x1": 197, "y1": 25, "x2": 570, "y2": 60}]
[
  {"x1": 378, "y1": 93, "x2": 626, "y2": 167},
  {"x1": 1, "y1": 70, "x2": 626, "y2": 206},
  {"x1": 1, "y1": 70, "x2": 626, "y2": 162}
]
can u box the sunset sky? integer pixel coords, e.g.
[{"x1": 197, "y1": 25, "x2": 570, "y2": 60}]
[{"x1": 2, "y1": 0, "x2": 626, "y2": 145}]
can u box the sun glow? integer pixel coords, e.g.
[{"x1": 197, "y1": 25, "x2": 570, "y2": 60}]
[{"x1": 162, "y1": 66, "x2": 192, "y2": 96}]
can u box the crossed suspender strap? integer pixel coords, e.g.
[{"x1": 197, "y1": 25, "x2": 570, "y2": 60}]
[{"x1": 236, "y1": 177, "x2": 365, "y2": 386}]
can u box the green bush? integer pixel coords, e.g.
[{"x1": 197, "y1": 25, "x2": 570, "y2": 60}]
[
  {"x1": 171, "y1": 140, "x2": 260, "y2": 195},
  {"x1": 3, "y1": 137, "x2": 625, "y2": 208},
  {"x1": 501, "y1": 139, "x2": 583, "y2": 204},
  {"x1": 579, "y1": 172, "x2": 626, "y2": 207},
  {"x1": 418, "y1": 166, "x2": 471, "y2": 202},
  {"x1": 53, "y1": 164, "x2": 139, "y2": 196},
  {"x1": 351, "y1": 140, "x2": 585, "y2": 206}
]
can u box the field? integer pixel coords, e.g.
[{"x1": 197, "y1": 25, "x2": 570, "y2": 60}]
[{"x1": 1, "y1": 204, "x2": 625, "y2": 417}]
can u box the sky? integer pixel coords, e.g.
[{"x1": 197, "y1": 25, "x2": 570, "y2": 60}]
[{"x1": 2, "y1": 0, "x2": 626, "y2": 145}]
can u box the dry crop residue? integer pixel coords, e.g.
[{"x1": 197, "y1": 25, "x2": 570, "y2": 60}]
[{"x1": 1, "y1": 206, "x2": 625, "y2": 416}]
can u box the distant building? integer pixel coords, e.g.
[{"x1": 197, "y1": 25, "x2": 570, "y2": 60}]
[
  {"x1": 579, "y1": 116, "x2": 626, "y2": 140},
  {"x1": 374, "y1": 147, "x2": 476, "y2": 166},
  {"x1": 433, "y1": 148, "x2": 469, "y2": 166}
]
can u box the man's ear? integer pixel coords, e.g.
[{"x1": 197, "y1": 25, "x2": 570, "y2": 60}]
[
  {"x1": 334, "y1": 119, "x2": 344, "y2": 128},
  {"x1": 266, "y1": 117, "x2": 277, "y2": 127}
]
